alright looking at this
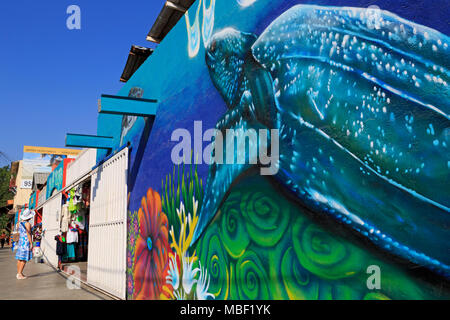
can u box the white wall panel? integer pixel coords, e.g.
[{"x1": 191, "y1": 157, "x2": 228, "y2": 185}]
[
  {"x1": 66, "y1": 148, "x2": 97, "y2": 187},
  {"x1": 87, "y1": 148, "x2": 128, "y2": 299},
  {"x1": 41, "y1": 193, "x2": 62, "y2": 268}
]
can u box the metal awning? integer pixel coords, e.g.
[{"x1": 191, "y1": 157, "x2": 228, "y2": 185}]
[
  {"x1": 32, "y1": 172, "x2": 50, "y2": 188},
  {"x1": 120, "y1": 45, "x2": 154, "y2": 82},
  {"x1": 146, "y1": 0, "x2": 196, "y2": 43}
]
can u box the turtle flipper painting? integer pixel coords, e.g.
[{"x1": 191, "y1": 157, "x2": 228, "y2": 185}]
[{"x1": 196, "y1": 5, "x2": 450, "y2": 277}]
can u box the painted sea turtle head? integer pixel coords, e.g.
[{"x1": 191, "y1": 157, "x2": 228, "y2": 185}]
[{"x1": 206, "y1": 28, "x2": 257, "y2": 109}]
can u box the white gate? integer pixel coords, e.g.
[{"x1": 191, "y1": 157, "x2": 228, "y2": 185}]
[
  {"x1": 87, "y1": 147, "x2": 128, "y2": 299},
  {"x1": 41, "y1": 193, "x2": 62, "y2": 268}
]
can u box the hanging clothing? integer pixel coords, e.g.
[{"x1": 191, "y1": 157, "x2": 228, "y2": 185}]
[
  {"x1": 55, "y1": 236, "x2": 66, "y2": 256},
  {"x1": 73, "y1": 209, "x2": 86, "y2": 230},
  {"x1": 74, "y1": 210, "x2": 87, "y2": 261},
  {"x1": 60, "y1": 204, "x2": 70, "y2": 233},
  {"x1": 74, "y1": 185, "x2": 83, "y2": 204},
  {"x1": 61, "y1": 236, "x2": 69, "y2": 263},
  {"x1": 67, "y1": 223, "x2": 79, "y2": 244},
  {"x1": 69, "y1": 189, "x2": 78, "y2": 213},
  {"x1": 15, "y1": 222, "x2": 32, "y2": 262},
  {"x1": 66, "y1": 243, "x2": 76, "y2": 261},
  {"x1": 76, "y1": 229, "x2": 88, "y2": 261},
  {"x1": 82, "y1": 184, "x2": 90, "y2": 207},
  {"x1": 85, "y1": 214, "x2": 89, "y2": 234}
]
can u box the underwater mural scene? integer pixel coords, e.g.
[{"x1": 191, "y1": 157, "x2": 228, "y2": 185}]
[{"x1": 103, "y1": 0, "x2": 450, "y2": 299}]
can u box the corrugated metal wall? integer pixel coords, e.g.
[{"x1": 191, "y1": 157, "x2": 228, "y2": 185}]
[
  {"x1": 66, "y1": 148, "x2": 97, "y2": 187},
  {"x1": 87, "y1": 148, "x2": 128, "y2": 299},
  {"x1": 37, "y1": 185, "x2": 47, "y2": 208},
  {"x1": 41, "y1": 193, "x2": 62, "y2": 267}
]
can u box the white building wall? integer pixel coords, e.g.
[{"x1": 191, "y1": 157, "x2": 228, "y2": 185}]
[
  {"x1": 13, "y1": 160, "x2": 33, "y2": 210},
  {"x1": 66, "y1": 148, "x2": 97, "y2": 187},
  {"x1": 41, "y1": 193, "x2": 62, "y2": 268}
]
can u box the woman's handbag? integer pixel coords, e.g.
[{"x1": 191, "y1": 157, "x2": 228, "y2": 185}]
[
  {"x1": 11, "y1": 232, "x2": 19, "y2": 242},
  {"x1": 33, "y1": 247, "x2": 43, "y2": 258}
]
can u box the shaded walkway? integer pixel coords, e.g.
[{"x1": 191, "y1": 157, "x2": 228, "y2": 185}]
[{"x1": 0, "y1": 248, "x2": 111, "y2": 300}]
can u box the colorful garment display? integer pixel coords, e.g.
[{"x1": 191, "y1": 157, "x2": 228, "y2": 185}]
[{"x1": 58, "y1": 182, "x2": 91, "y2": 263}]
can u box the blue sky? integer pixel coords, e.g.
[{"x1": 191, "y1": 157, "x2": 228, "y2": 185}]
[
  {"x1": 0, "y1": 0, "x2": 166, "y2": 165},
  {"x1": 0, "y1": 0, "x2": 448, "y2": 166}
]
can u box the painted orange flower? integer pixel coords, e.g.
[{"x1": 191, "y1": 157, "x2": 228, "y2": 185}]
[{"x1": 133, "y1": 188, "x2": 171, "y2": 300}]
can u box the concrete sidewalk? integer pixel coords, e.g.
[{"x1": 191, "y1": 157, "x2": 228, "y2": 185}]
[{"x1": 0, "y1": 247, "x2": 111, "y2": 300}]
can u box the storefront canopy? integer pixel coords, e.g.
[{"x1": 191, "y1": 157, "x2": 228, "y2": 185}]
[
  {"x1": 146, "y1": 0, "x2": 196, "y2": 43},
  {"x1": 32, "y1": 172, "x2": 50, "y2": 190}
]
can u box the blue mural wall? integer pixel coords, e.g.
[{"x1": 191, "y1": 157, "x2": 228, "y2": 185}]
[{"x1": 97, "y1": 0, "x2": 449, "y2": 300}]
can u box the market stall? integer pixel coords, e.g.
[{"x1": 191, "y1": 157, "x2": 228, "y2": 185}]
[{"x1": 58, "y1": 179, "x2": 91, "y2": 265}]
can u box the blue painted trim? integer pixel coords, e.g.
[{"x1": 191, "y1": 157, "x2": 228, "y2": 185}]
[
  {"x1": 66, "y1": 133, "x2": 114, "y2": 150},
  {"x1": 99, "y1": 94, "x2": 158, "y2": 117}
]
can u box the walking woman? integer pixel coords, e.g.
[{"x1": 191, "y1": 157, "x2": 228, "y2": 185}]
[{"x1": 15, "y1": 208, "x2": 34, "y2": 280}]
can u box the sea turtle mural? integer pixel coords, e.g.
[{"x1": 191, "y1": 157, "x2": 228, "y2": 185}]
[{"x1": 193, "y1": 5, "x2": 450, "y2": 279}]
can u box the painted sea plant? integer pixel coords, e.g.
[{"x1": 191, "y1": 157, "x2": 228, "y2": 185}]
[
  {"x1": 163, "y1": 198, "x2": 214, "y2": 300},
  {"x1": 162, "y1": 159, "x2": 203, "y2": 253}
]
